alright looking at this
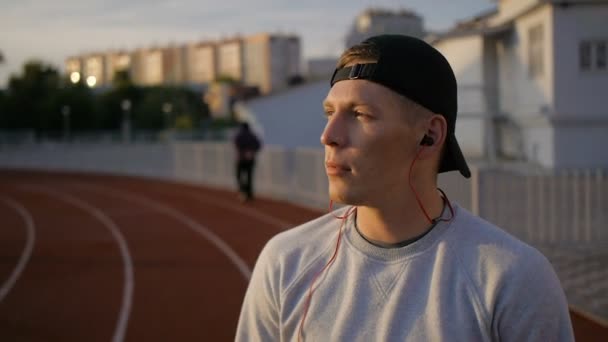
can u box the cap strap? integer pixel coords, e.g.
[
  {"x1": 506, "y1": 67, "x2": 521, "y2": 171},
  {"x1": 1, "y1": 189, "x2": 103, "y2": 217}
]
[{"x1": 330, "y1": 63, "x2": 377, "y2": 86}]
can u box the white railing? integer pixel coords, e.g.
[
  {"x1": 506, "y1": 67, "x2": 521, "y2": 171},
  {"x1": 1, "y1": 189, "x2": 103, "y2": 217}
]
[{"x1": 0, "y1": 141, "x2": 606, "y2": 246}]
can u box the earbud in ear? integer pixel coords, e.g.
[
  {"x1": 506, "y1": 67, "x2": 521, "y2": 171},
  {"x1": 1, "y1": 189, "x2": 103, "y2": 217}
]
[{"x1": 420, "y1": 135, "x2": 434, "y2": 146}]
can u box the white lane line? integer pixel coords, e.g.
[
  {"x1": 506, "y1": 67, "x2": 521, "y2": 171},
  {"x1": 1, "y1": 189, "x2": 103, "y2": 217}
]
[
  {"x1": 0, "y1": 196, "x2": 36, "y2": 303},
  {"x1": 17, "y1": 185, "x2": 133, "y2": 342},
  {"x1": 68, "y1": 182, "x2": 253, "y2": 281}
]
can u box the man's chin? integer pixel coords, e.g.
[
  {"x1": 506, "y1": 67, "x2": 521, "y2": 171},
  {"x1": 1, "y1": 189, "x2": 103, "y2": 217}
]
[{"x1": 328, "y1": 188, "x2": 360, "y2": 206}]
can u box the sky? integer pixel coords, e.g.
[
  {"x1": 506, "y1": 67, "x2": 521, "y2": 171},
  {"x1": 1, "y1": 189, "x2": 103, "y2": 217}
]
[{"x1": 0, "y1": 0, "x2": 497, "y2": 88}]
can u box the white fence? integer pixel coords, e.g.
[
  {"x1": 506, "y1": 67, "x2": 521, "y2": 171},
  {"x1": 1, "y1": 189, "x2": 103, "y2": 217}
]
[{"x1": 0, "y1": 141, "x2": 606, "y2": 246}]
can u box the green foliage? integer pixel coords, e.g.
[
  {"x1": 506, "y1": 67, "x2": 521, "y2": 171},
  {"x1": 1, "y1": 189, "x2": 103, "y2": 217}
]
[
  {"x1": 46, "y1": 81, "x2": 99, "y2": 131},
  {"x1": 132, "y1": 86, "x2": 209, "y2": 130},
  {"x1": 0, "y1": 59, "x2": 211, "y2": 136},
  {"x1": 97, "y1": 84, "x2": 142, "y2": 129}
]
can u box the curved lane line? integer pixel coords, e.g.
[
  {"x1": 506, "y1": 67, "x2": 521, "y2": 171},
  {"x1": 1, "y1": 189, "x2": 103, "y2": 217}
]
[
  {"x1": 17, "y1": 185, "x2": 134, "y2": 342},
  {"x1": 0, "y1": 196, "x2": 36, "y2": 303},
  {"x1": 177, "y1": 190, "x2": 293, "y2": 230},
  {"x1": 68, "y1": 182, "x2": 253, "y2": 281}
]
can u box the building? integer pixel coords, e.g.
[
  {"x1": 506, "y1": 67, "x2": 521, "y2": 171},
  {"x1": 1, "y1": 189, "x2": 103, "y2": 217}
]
[
  {"x1": 104, "y1": 51, "x2": 131, "y2": 85},
  {"x1": 244, "y1": 33, "x2": 301, "y2": 94},
  {"x1": 161, "y1": 45, "x2": 187, "y2": 85},
  {"x1": 217, "y1": 37, "x2": 245, "y2": 82},
  {"x1": 429, "y1": 0, "x2": 608, "y2": 169},
  {"x1": 65, "y1": 56, "x2": 83, "y2": 83},
  {"x1": 185, "y1": 41, "x2": 217, "y2": 85},
  {"x1": 128, "y1": 48, "x2": 148, "y2": 85},
  {"x1": 64, "y1": 32, "x2": 303, "y2": 93},
  {"x1": 83, "y1": 53, "x2": 106, "y2": 87},
  {"x1": 345, "y1": 8, "x2": 425, "y2": 48},
  {"x1": 234, "y1": 80, "x2": 328, "y2": 148},
  {"x1": 134, "y1": 45, "x2": 187, "y2": 86}
]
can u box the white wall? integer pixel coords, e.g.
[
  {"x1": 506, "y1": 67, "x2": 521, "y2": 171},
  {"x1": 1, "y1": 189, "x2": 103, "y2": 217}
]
[
  {"x1": 435, "y1": 36, "x2": 484, "y2": 89},
  {"x1": 434, "y1": 35, "x2": 487, "y2": 158},
  {"x1": 238, "y1": 81, "x2": 329, "y2": 149},
  {"x1": 554, "y1": 121, "x2": 608, "y2": 168},
  {"x1": 552, "y1": 4, "x2": 608, "y2": 117},
  {"x1": 522, "y1": 120, "x2": 555, "y2": 167},
  {"x1": 498, "y1": 5, "x2": 554, "y2": 116}
]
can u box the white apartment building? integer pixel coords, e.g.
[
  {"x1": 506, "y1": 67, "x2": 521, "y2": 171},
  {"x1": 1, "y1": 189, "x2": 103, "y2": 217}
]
[
  {"x1": 345, "y1": 8, "x2": 425, "y2": 48},
  {"x1": 186, "y1": 41, "x2": 217, "y2": 85},
  {"x1": 104, "y1": 51, "x2": 131, "y2": 85},
  {"x1": 431, "y1": 0, "x2": 608, "y2": 169},
  {"x1": 83, "y1": 54, "x2": 105, "y2": 87},
  {"x1": 244, "y1": 33, "x2": 301, "y2": 94},
  {"x1": 64, "y1": 32, "x2": 302, "y2": 93},
  {"x1": 217, "y1": 38, "x2": 244, "y2": 82},
  {"x1": 65, "y1": 57, "x2": 83, "y2": 83}
]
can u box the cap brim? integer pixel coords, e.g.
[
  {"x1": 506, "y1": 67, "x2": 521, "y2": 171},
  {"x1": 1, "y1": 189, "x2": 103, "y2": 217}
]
[{"x1": 439, "y1": 134, "x2": 471, "y2": 178}]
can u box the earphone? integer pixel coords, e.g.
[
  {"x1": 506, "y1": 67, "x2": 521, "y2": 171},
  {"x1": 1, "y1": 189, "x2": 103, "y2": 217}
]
[{"x1": 420, "y1": 135, "x2": 434, "y2": 146}]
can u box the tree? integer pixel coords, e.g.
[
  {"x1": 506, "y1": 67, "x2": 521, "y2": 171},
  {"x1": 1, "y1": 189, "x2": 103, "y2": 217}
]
[
  {"x1": 1, "y1": 61, "x2": 61, "y2": 131},
  {"x1": 97, "y1": 70, "x2": 145, "y2": 130},
  {"x1": 132, "y1": 86, "x2": 209, "y2": 130}
]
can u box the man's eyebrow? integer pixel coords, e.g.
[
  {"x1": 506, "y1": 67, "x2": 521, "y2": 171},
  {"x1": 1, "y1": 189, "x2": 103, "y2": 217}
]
[{"x1": 322, "y1": 100, "x2": 333, "y2": 108}]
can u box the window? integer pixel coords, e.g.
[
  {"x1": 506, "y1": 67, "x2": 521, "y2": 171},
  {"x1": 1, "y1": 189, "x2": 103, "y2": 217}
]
[
  {"x1": 528, "y1": 24, "x2": 544, "y2": 78},
  {"x1": 579, "y1": 39, "x2": 607, "y2": 72}
]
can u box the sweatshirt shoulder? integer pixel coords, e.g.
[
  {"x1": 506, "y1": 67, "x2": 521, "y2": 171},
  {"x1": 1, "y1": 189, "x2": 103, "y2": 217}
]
[
  {"x1": 447, "y1": 205, "x2": 548, "y2": 267},
  {"x1": 256, "y1": 209, "x2": 347, "y2": 287},
  {"x1": 264, "y1": 209, "x2": 343, "y2": 255},
  {"x1": 445, "y1": 206, "x2": 557, "y2": 305}
]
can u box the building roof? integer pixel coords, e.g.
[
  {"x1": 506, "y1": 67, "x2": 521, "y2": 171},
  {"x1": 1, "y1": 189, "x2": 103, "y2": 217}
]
[
  {"x1": 426, "y1": 6, "x2": 510, "y2": 44},
  {"x1": 235, "y1": 80, "x2": 329, "y2": 149}
]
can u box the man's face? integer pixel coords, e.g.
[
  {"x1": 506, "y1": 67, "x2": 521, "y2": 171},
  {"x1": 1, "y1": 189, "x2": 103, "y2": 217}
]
[{"x1": 321, "y1": 79, "x2": 422, "y2": 206}]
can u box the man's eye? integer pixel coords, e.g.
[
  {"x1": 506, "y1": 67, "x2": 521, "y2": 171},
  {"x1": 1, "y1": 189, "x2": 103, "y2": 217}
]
[
  {"x1": 324, "y1": 110, "x2": 334, "y2": 118},
  {"x1": 354, "y1": 110, "x2": 370, "y2": 119}
]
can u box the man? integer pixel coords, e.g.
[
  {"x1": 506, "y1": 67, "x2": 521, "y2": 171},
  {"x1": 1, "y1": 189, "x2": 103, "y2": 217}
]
[
  {"x1": 236, "y1": 35, "x2": 573, "y2": 341},
  {"x1": 233, "y1": 122, "x2": 262, "y2": 202}
]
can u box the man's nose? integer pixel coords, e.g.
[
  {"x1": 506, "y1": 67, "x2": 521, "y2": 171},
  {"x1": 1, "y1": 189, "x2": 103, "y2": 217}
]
[{"x1": 320, "y1": 114, "x2": 347, "y2": 147}]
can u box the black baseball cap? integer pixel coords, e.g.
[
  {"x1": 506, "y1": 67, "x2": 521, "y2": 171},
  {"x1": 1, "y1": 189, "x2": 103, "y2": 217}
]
[{"x1": 330, "y1": 34, "x2": 471, "y2": 178}]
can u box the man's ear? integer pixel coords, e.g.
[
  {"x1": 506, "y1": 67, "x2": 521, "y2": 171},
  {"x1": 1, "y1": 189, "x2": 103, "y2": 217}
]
[{"x1": 424, "y1": 114, "x2": 448, "y2": 150}]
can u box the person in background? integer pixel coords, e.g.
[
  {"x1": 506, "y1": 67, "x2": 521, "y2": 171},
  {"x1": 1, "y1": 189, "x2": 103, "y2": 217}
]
[{"x1": 234, "y1": 122, "x2": 261, "y2": 202}]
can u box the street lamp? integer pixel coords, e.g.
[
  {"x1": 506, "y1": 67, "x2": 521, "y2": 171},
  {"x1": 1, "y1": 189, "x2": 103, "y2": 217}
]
[
  {"x1": 86, "y1": 75, "x2": 97, "y2": 87},
  {"x1": 162, "y1": 102, "x2": 173, "y2": 129},
  {"x1": 121, "y1": 99, "x2": 132, "y2": 143},
  {"x1": 70, "y1": 72, "x2": 80, "y2": 84},
  {"x1": 61, "y1": 105, "x2": 71, "y2": 142}
]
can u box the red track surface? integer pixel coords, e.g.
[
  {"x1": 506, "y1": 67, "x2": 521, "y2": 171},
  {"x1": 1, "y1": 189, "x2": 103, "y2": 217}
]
[{"x1": 0, "y1": 170, "x2": 605, "y2": 341}]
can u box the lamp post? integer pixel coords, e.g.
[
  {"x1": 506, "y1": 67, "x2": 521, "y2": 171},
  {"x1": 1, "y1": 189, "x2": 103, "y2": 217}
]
[
  {"x1": 162, "y1": 102, "x2": 173, "y2": 129},
  {"x1": 121, "y1": 99, "x2": 132, "y2": 143},
  {"x1": 61, "y1": 105, "x2": 71, "y2": 142}
]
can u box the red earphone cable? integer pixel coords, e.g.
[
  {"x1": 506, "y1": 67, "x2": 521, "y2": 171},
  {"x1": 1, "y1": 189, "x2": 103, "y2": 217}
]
[
  {"x1": 409, "y1": 146, "x2": 434, "y2": 225},
  {"x1": 298, "y1": 204, "x2": 356, "y2": 342}
]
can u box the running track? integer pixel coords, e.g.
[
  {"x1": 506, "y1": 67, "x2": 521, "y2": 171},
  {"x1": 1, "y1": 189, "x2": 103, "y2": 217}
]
[{"x1": 0, "y1": 170, "x2": 604, "y2": 341}]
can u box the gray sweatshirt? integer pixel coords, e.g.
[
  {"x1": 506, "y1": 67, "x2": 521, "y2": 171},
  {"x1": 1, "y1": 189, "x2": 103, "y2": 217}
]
[{"x1": 236, "y1": 204, "x2": 574, "y2": 341}]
